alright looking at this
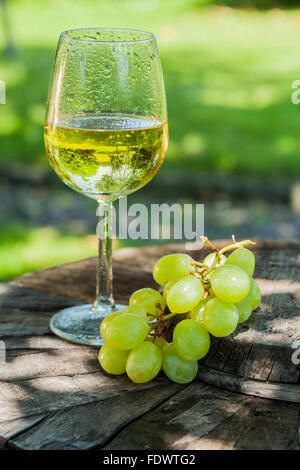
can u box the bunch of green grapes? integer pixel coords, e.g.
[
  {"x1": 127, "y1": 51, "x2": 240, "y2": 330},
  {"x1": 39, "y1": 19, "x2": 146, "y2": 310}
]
[{"x1": 98, "y1": 237, "x2": 261, "y2": 385}]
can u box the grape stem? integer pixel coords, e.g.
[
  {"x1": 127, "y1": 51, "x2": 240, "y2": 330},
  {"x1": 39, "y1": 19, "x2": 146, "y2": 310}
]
[
  {"x1": 191, "y1": 260, "x2": 209, "y2": 268},
  {"x1": 147, "y1": 311, "x2": 183, "y2": 333},
  {"x1": 219, "y1": 239, "x2": 255, "y2": 255},
  {"x1": 157, "y1": 336, "x2": 169, "y2": 346},
  {"x1": 148, "y1": 319, "x2": 159, "y2": 330},
  {"x1": 201, "y1": 236, "x2": 219, "y2": 253},
  {"x1": 147, "y1": 313, "x2": 157, "y2": 319},
  {"x1": 162, "y1": 311, "x2": 182, "y2": 321},
  {"x1": 193, "y1": 270, "x2": 205, "y2": 280}
]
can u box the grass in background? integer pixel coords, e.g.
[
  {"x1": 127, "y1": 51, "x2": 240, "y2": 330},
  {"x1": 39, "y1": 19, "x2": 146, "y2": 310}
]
[{"x1": 0, "y1": 220, "x2": 98, "y2": 280}]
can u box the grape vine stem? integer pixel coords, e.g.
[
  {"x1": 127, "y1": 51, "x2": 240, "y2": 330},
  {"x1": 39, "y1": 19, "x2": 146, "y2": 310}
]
[
  {"x1": 219, "y1": 239, "x2": 255, "y2": 255},
  {"x1": 158, "y1": 336, "x2": 169, "y2": 346},
  {"x1": 201, "y1": 236, "x2": 219, "y2": 253}
]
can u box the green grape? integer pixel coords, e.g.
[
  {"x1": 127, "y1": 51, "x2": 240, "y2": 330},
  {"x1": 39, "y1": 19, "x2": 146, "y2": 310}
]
[
  {"x1": 100, "y1": 311, "x2": 149, "y2": 350},
  {"x1": 145, "y1": 336, "x2": 164, "y2": 370},
  {"x1": 167, "y1": 276, "x2": 204, "y2": 313},
  {"x1": 122, "y1": 304, "x2": 148, "y2": 319},
  {"x1": 203, "y1": 297, "x2": 239, "y2": 337},
  {"x1": 202, "y1": 254, "x2": 227, "y2": 282},
  {"x1": 126, "y1": 341, "x2": 162, "y2": 383},
  {"x1": 189, "y1": 298, "x2": 209, "y2": 324},
  {"x1": 203, "y1": 253, "x2": 227, "y2": 268},
  {"x1": 163, "y1": 280, "x2": 173, "y2": 300},
  {"x1": 225, "y1": 248, "x2": 255, "y2": 277},
  {"x1": 153, "y1": 253, "x2": 193, "y2": 286},
  {"x1": 98, "y1": 344, "x2": 130, "y2": 375},
  {"x1": 129, "y1": 288, "x2": 165, "y2": 318},
  {"x1": 248, "y1": 278, "x2": 261, "y2": 310},
  {"x1": 173, "y1": 319, "x2": 210, "y2": 361},
  {"x1": 210, "y1": 264, "x2": 250, "y2": 303},
  {"x1": 235, "y1": 296, "x2": 252, "y2": 324},
  {"x1": 163, "y1": 276, "x2": 184, "y2": 300},
  {"x1": 162, "y1": 343, "x2": 198, "y2": 384}
]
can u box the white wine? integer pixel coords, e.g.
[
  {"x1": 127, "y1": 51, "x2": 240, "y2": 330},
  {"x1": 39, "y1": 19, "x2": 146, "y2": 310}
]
[{"x1": 44, "y1": 114, "x2": 168, "y2": 199}]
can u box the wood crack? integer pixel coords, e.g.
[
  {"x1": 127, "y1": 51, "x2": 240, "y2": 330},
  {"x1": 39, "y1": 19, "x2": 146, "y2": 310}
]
[
  {"x1": 2, "y1": 414, "x2": 49, "y2": 446},
  {"x1": 0, "y1": 370, "x2": 100, "y2": 385},
  {"x1": 7, "y1": 382, "x2": 187, "y2": 450},
  {"x1": 97, "y1": 384, "x2": 191, "y2": 450}
]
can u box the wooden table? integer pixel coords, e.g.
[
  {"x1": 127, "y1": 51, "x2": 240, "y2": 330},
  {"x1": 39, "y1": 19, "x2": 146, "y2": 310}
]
[{"x1": 0, "y1": 240, "x2": 299, "y2": 450}]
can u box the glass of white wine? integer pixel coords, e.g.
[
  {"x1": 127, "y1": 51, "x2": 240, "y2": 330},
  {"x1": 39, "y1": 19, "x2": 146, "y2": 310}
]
[{"x1": 44, "y1": 28, "x2": 168, "y2": 346}]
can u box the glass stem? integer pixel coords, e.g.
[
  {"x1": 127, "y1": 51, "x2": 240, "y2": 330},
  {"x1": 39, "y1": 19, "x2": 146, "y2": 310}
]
[{"x1": 93, "y1": 201, "x2": 115, "y2": 311}]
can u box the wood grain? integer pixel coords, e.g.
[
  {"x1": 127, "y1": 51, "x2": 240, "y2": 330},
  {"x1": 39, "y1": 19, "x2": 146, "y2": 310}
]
[
  {"x1": 197, "y1": 365, "x2": 300, "y2": 403},
  {"x1": 104, "y1": 382, "x2": 300, "y2": 450},
  {"x1": 10, "y1": 380, "x2": 183, "y2": 450}
]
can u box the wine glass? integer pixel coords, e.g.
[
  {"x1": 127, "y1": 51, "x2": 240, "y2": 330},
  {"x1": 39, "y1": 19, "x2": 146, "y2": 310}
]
[{"x1": 44, "y1": 28, "x2": 168, "y2": 346}]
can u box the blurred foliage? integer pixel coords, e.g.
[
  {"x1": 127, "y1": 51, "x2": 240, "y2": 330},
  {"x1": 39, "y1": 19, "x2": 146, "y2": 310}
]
[
  {"x1": 219, "y1": 1, "x2": 300, "y2": 8},
  {"x1": 0, "y1": 0, "x2": 299, "y2": 178},
  {"x1": 0, "y1": 220, "x2": 97, "y2": 279}
]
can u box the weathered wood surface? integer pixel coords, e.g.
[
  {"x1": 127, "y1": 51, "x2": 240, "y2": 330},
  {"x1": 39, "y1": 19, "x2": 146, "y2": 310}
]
[
  {"x1": 12, "y1": 240, "x2": 300, "y2": 394},
  {"x1": 0, "y1": 240, "x2": 299, "y2": 449},
  {"x1": 104, "y1": 382, "x2": 300, "y2": 451}
]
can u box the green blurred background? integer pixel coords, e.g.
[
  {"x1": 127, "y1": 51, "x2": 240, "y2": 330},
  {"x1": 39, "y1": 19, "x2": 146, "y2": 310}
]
[{"x1": 0, "y1": 0, "x2": 300, "y2": 281}]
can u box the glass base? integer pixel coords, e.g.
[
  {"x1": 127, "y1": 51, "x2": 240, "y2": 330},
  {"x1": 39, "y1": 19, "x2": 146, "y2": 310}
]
[{"x1": 49, "y1": 303, "x2": 126, "y2": 347}]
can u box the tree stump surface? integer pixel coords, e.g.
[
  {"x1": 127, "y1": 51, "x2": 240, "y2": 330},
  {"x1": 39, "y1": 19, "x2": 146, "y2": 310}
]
[{"x1": 0, "y1": 240, "x2": 299, "y2": 450}]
